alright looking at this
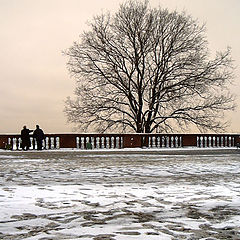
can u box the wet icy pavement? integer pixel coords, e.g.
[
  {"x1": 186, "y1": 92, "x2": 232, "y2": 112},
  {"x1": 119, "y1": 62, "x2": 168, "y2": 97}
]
[{"x1": 0, "y1": 150, "x2": 240, "y2": 239}]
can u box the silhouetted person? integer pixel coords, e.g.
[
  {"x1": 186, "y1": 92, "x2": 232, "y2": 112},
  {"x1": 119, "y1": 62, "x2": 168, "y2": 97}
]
[
  {"x1": 33, "y1": 125, "x2": 45, "y2": 150},
  {"x1": 21, "y1": 126, "x2": 33, "y2": 150}
]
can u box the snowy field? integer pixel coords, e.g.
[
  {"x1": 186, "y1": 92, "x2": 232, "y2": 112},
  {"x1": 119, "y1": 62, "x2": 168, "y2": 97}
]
[{"x1": 0, "y1": 149, "x2": 240, "y2": 240}]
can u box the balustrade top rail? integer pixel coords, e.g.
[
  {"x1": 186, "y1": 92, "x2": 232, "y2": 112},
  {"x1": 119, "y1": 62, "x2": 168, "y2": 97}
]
[{"x1": 0, "y1": 133, "x2": 239, "y2": 150}]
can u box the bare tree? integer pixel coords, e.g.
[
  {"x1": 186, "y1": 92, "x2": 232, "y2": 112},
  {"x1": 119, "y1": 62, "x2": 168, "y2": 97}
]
[{"x1": 64, "y1": 0, "x2": 235, "y2": 133}]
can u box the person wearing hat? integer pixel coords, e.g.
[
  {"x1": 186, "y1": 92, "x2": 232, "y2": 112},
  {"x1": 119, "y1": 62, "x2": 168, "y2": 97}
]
[{"x1": 21, "y1": 126, "x2": 33, "y2": 150}]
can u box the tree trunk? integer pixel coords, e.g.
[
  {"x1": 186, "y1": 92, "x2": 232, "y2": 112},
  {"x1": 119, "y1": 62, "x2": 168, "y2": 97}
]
[{"x1": 144, "y1": 123, "x2": 151, "y2": 133}]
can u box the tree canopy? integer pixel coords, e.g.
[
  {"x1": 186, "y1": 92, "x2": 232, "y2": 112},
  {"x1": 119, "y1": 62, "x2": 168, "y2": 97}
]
[{"x1": 64, "y1": 0, "x2": 235, "y2": 133}]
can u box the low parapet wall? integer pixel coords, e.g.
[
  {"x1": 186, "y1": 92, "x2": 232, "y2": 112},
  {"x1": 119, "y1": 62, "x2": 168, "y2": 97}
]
[{"x1": 0, "y1": 133, "x2": 240, "y2": 150}]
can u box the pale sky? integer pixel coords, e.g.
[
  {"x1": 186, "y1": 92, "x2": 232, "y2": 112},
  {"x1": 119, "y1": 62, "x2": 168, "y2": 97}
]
[{"x1": 0, "y1": 0, "x2": 239, "y2": 134}]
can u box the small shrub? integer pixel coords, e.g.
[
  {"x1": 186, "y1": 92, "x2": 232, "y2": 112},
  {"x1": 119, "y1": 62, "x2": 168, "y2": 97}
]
[{"x1": 5, "y1": 143, "x2": 12, "y2": 150}]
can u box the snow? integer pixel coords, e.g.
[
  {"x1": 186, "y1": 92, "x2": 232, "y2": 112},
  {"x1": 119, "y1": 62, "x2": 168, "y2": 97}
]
[{"x1": 0, "y1": 149, "x2": 240, "y2": 239}]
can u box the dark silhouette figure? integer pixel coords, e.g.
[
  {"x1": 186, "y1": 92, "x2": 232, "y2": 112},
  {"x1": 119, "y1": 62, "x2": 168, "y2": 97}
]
[
  {"x1": 33, "y1": 125, "x2": 45, "y2": 150},
  {"x1": 21, "y1": 126, "x2": 33, "y2": 150}
]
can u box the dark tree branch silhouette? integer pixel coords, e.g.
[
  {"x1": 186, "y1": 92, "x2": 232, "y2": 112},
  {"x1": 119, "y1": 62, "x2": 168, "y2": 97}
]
[{"x1": 64, "y1": 0, "x2": 235, "y2": 133}]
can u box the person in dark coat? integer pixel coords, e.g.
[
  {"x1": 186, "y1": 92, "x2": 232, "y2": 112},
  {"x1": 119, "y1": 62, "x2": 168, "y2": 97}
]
[
  {"x1": 33, "y1": 125, "x2": 45, "y2": 150},
  {"x1": 21, "y1": 126, "x2": 33, "y2": 150}
]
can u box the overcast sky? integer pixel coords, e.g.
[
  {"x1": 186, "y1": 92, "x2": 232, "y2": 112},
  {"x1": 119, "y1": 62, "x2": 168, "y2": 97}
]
[{"x1": 0, "y1": 0, "x2": 239, "y2": 134}]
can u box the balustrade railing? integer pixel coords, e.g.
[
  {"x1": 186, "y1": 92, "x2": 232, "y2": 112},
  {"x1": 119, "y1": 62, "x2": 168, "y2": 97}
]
[
  {"x1": 76, "y1": 135, "x2": 122, "y2": 149},
  {"x1": 2, "y1": 135, "x2": 60, "y2": 150},
  {"x1": 0, "y1": 133, "x2": 239, "y2": 150},
  {"x1": 146, "y1": 134, "x2": 182, "y2": 148},
  {"x1": 196, "y1": 135, "x2": 235, "y2": 148}
]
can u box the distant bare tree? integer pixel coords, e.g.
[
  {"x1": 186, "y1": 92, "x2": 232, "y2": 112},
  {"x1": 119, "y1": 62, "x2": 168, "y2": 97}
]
[{"x1": 64, "y1": 0, "x2": 235, "y2": 133}]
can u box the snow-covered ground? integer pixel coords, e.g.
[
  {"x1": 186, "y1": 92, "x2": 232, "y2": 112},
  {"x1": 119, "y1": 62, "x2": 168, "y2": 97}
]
[{"x1": 0, "y1": 149, "x2": 240, "y2": 239}]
